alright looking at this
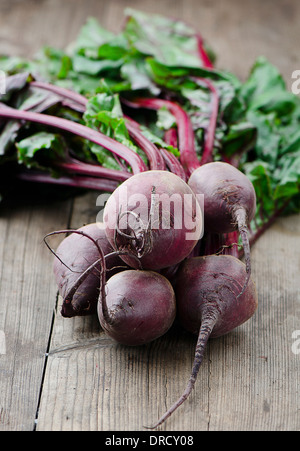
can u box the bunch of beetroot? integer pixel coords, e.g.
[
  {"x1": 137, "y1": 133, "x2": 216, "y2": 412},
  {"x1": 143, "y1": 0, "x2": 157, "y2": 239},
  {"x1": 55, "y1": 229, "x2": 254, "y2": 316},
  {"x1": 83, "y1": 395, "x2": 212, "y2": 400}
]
[
  {"x1": 0, "y1": 13, "x2": 260, "y2": 427},
  {"x1": 45, "y1": 158, "x2": 258, "y2": 428}
]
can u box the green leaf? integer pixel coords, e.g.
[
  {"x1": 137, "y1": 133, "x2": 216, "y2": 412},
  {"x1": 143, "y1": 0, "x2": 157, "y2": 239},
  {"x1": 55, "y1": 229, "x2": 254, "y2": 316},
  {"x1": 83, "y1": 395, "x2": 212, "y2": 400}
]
[
  {"x1": 245, "y1": 110, "x2": 282, "y2": 164},
  {"x1": 240, "y1": 56, "x2": 286, "y2": 107},
  {"x1": 138, "y1": 124, "x2": 179, "y2": 157},
  {"x1": 16, "y1": 132, "x2": 66, "y2": 169},
  {"x1": 0, "y1": 121, "x2": 22, "y2": 157},
  {"x1": 98, "y1": 34, "x2": 129, "y2": 60},
  {"x1": 222, "y1": 121, "x2": 257, "y2": 157},
  {"x1": 83, "y1": 92, "x2": 142, "y2": 168},
  {"x1": 124, "y1": 8, "x2": 202, "y2": 68},
  {"x1": 0, "y1": 55, "x2": 29, "y2": 73},
  {"x1": 87, "y1": 143, "x2": 123, "y2": 171},
  {"x1": 120, "y1": 59, "x2": 160, "y2": 94},
  {"x1": 72, "y1": 53, "x2": 122, "y2": 76},
  {"x1": 239, "y1": 57, "x2": 300, "y2": 216},
  {"x1": 274, "y1": 153, "x2": 300, "y2": 200},
  {"x1": 243, "y1": 160, "x2": 275, "y2": 215},
  {"x1": 34, "y1": 46, "x2": 72, "y2": 80},
  {"x1": 74, "y1": 17, "x2": 115, "y2": 58},
  {"x1": 156, "y1": 106, "x2": 177, "y2": 131},
  {"x1": 249, "y1": 89, "x2": 298, "y2": 117}
]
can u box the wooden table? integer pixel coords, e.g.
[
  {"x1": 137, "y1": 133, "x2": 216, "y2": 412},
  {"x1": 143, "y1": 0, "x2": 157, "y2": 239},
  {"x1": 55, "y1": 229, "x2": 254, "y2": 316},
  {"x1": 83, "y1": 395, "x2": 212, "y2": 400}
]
[{"x1": 0, "y1": 0, "x2": 299, "y2": 432}]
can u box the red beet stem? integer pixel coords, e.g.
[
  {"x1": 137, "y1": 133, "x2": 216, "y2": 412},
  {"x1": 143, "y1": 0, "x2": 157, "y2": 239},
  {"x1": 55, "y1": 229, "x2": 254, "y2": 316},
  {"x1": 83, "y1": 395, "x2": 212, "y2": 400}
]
[
  {"x1": 58, "y1": 160, "x2": 130, "y2": 182},
  {"x1": 0, "y1": 107, "x2": 147, "y2": 174},
  {"x1": 122, "y1": 97, "x2": 199, "y2": 177},
  {"x1": 196, "y1": 34, "x2": 214, "y2": 69},
  {"x1": 193, "y1": 77, "x2": 219, "y2": 165},
  {"x1": 124, "y1": 117, "x2": 166, "y2": 170},
  {"x1": 30, "y1": 81, "x2": 88, "y2": 108},
  {"x1": 162, "y1": 128, "x2": 188, "y2": 178},
  {"x1": 124, "y1": 116, "x2": 186, "y2": 177},
  {"x1": 17, "y1": 170, "x2": 119, "y2": 192},
  {"x1": 30, "y1": 81, "x2": 166, "y2": 171},
  {"x1": 159, "y1": 147, "x2": 186, "y2": 181},
  {"x1": 164, "y1": 128, "x2": 178, "y2": 148}
]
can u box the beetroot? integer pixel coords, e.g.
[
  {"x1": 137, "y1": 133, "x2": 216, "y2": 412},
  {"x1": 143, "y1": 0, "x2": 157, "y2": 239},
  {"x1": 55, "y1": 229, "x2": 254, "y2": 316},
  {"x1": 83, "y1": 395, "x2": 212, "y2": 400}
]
[
  {"x1": 97, "y1": 269, "x2": 176, "y2": 346},
  {"x1": 188, "y1": 161, "x2": 256, "y2": 295},
  {"x1": 150, "y1": 254, "x2": 258, "y2": 428},
  {"x1": 177, "y1": 255, "x2": 258, "y2": 337},
  {"x1": 103, "y1": 170, "x2": 203, "y2": 270},
  {"x1": 52, "y1": 223, "x2": 124, "y2": 317},
  {"x1": 48, "y1": 224, "x2": 177, "y2": 346}
]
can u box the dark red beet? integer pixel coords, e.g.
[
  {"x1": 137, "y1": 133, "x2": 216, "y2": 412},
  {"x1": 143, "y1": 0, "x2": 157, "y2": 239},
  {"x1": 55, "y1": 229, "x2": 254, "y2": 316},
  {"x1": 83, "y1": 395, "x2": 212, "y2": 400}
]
[
  {"x1": 188, "y1": 161, "x2": 256, "y2": 295},
  {"x1": 104, "y1": 170, "x2": 203, "y2": 271},
  {"x1": 97, "y1": 269, "x2": 176, "y2": 346},
  {"x1": 149, "y1": 254, "x2": 258, "y2": 428},
  {"x1": 52, "y1": 223, "x2": 124, "y2": 317},
  {"x1": 48, "y1": 225, "x2": 176, "y2": 346},
  {"x1": 177, "y1": 255, "x2": 258, "y2": 337}
]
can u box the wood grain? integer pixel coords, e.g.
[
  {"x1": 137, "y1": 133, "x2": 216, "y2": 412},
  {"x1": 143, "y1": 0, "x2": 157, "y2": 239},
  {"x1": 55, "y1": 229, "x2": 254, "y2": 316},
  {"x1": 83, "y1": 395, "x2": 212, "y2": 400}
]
[
  {"x1": 0, "y1": 198, "x2": 72, "y2": 430},
  {"x1": 0, "y1": 0, "x2": 299, "y2": 431}
]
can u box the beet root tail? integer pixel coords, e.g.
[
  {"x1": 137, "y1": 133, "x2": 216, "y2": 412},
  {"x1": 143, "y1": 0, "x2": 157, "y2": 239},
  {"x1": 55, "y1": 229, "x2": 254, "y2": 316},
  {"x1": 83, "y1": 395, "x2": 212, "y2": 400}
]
[
  {"x1": 235, "y1": 208, "x2": 252, "y2": 298},
  {"x1": 145, "y1": 311, "x2": 218, "y2": 429}
]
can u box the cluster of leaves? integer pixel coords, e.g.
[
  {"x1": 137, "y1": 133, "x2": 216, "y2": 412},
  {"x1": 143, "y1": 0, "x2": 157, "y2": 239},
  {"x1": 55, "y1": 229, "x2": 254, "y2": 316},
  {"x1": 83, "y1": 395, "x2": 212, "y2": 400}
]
[
  {"x1": 0, "y1": 8, "x2": 299, "y2": 234},
  {"x1": 240, "y1": 58, "x2": 300, "y2": 221}
]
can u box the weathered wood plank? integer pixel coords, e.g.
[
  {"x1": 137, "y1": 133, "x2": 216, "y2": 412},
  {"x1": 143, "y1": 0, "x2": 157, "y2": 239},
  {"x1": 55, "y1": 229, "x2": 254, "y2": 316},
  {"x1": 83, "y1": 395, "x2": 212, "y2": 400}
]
[
  {"x1": 0, "y1": 198, "x2": 72, "y2": 430},
  {"x1": 208, "y1": 215, "x2": 300, "y2": 430},
  {"x1": 0, "y1": 0, "x2": 81, "y2": 432}
]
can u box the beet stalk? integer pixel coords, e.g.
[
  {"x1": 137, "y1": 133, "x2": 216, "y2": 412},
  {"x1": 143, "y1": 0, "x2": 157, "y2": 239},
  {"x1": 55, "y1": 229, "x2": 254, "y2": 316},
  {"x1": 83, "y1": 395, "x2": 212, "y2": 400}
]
[
  {"x1": 17, "y1": 170, "x2": 119, "y2": 192},
  {"x1": 192, "y1": 77, "x2": 219, "y2": 166},
  {"x1": 195, "y1": 33, "x2": 214, "y2": 69},
  {"x1": 122, "y1": 97, "x2": 200, "y2": 177},
  {"x1": 0, "y1": 106, "x2": 147, "y2": 174},
  {"x1": 58, "y1": 159, "x2": 130, "y2": 182},
  {"x1": 29, "y1": 81, "x2": 168, "y2": 172},
  {"x1": 124, "y1": 115, "x2": 185, "y2": 179}
]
